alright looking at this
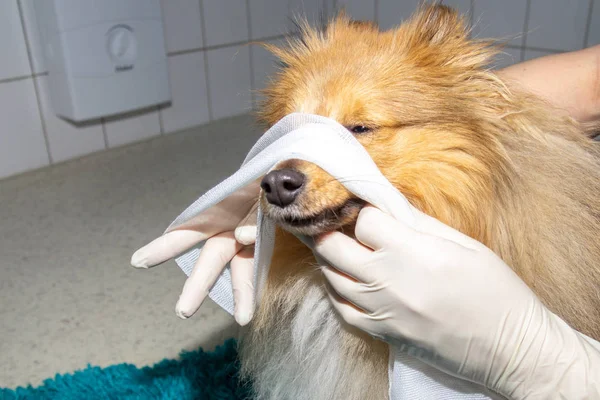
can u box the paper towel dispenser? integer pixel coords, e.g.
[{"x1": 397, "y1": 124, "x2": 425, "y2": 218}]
[{"x1": 34, "y1": 0, "x2": 171, "y2": 122}]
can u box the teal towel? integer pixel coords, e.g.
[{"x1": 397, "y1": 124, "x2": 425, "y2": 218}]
[{"x1": 0, "y1": 339, "x2": 250, "y2": 400}]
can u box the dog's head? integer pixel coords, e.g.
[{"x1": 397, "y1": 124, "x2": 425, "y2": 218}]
[{"x1": 258, "y1": 4, "x2": 514, "y2": 239}]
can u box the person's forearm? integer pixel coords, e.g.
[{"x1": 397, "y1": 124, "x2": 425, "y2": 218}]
[{"x1": 498, "y1": 45, "x2": 600, "y2": 124}]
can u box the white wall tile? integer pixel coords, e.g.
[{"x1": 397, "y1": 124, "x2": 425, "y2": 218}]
[
  {"x1": 523, "y1": 48, "x2": 560, "y2": 62},
  {"x1": 161, "y1": 0, "x2": 204, "y2": 53},
  {"x1": 491, "y1": 46, "x2": 522, "y2": 69},
  {"x1": 324, "y1": 0, "x2": 336, "y2": 18},
  {"x1": 207, "y1": 45, "x2": 252, "y2": 120},
  {"x1": 249, "y1": 0, "x2": 290, "y2": 39},
  {"x1": 375, "y1": 1, "x2": 470, "y2": 30},
  {"x1": 161, "y1": 52, "x2": 210, "y2": 133},
  {"x1": 0, "y1": 79, "x2": 48, "y2": 179},
  {"x1": 203, "y1": 0, "x2": 249, "y2": 47},
  {"x1": 377, "y1": 0, "x2": 419, "y2": 30},
  {"x1": 104, "y1": 109, "x2": 161, "y2": 148},
  {"x1": 443, "y1": 0, "x2": 472, "y2": 16},
  {"x1": 0, "y1": 1, "x2": 32, "y2": 80},
  {"x1": 527, "y1": 0, "x2": 589, "y2": 51},
  {"x1": 19, "y1": 0, "x2": 46, "y2": 74},
  {"x1": 337, "y1": 0, "x2": 376, "y2": 21},
  {"x1": 472, "y1": 0, "x2": 528, "y2": 45},
  {"x1": 589, "y1": 1, "x2": 600, "y2": 46},
  {"x1": 251, "y1": 38, "x2": 285, "y2": 107},
  {"x1": 289, "y1": 0, "x2": 327, "y2": 29},
  {"x1": 35, "y1": 77, "x2": 105, "y2": 163}
]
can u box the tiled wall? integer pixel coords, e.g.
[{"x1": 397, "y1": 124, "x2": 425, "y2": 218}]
[
  {"x1": 1, "y1": 0, "x2": 598, "y2": 180},
  {"x1": 341, "y1": 0, "x2": 600, "y2": 67},
  {"x1": 0, "y1": 0, "x2": 331, "y2": 180}
]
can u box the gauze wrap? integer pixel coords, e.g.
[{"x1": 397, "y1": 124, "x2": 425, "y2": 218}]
[{"x1": 166, "y1": 113, "x2": 503, "y2": 400}]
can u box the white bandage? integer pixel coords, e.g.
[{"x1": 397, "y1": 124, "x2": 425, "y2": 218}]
[{"x1": 166, "y1": 113, "x2": 502, "y2": 400}]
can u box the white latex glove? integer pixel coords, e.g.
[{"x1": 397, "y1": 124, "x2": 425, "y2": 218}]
[
  {"x1": 130, "y1": 181, "x2": 260, "y2": 325},
  {"x1": 315, "y1": 206, "x2": 600, "y2": 399}
]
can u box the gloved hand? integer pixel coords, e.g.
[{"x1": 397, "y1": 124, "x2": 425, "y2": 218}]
[
  {"x1": 315, "y1": 206, "x2": 600, "y2": 399},
  {"x1": 130, "y1": 181, "x2": 260, "y2": 325}
]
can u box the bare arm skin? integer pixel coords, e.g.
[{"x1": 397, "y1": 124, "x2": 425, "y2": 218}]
[{"x1": 498, "y1": 45, "x2": 600, "y2": 125}]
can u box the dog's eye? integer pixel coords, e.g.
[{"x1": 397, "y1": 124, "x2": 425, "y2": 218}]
[{"x1": 349, "y1": 125, "x2": 372, "y2": 134}]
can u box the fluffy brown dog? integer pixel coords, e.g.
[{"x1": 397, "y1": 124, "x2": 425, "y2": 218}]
[{"x1": 239, "y1": 5, "x2": 600, "y2": 399}]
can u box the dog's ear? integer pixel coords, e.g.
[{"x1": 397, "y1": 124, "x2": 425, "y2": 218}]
[
  {"x1": 403, "y1": 4, "x2": 469, "y2": 46},
  {"x1": 397, "y1": 4, "x2": 495, "y2": 69}
]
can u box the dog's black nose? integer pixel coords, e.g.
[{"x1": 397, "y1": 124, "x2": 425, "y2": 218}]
[{"x1": 261, "y1": 169, "x2": 305, "y2": 208}]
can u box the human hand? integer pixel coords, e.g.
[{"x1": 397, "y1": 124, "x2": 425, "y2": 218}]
[
  {"x1": 130, "y1": 181, "x2": 260, "y2": 325},
  {"x1": 315, "y1": 206, "x2": 600, "y2": 399}
]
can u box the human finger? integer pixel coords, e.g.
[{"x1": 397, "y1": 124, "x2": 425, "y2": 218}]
[
  {"x1": 231, "y1": 246, "x2": 255, "y2": 326},
  {"x1": 314, "y1": 231, "x2": 374, "y2": 283},
  {"x1": 131, "y1": 230, "x2": 211, "y2": 269},
  {"x1": 234, "y1": 203, "x2": 258, "y2": 246},
  {"x1": 354, "y1": 206, "x2": 415, "y2": 251},
  {"x1": 175, "y1": 232, "x2": 242, "y2": 319},
  {"x1": 321, "y1": 266, "x2": 379, "y2": 314}
]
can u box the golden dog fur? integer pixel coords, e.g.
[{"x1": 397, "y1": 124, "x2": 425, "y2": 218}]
[{"x1": 239, "y1": 5, "x2": 600, "y2": 399}]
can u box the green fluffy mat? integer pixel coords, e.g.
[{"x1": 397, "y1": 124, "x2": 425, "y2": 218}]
[{"x1": 0, "y1": 339, "x2": 251, "y2": 400}]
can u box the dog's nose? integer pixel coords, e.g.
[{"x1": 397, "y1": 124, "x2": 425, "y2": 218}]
[{"x1": 261, "y1": 169, "x2": 305, "y2": 208}]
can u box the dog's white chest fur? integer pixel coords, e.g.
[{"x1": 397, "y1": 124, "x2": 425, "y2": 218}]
[{"x1": 240, "y1": 280, "x2": 387, "y2": 400}]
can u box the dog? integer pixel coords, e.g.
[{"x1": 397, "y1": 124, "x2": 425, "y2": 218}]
[{"x1": 238, "y1": 5, "x2": 600, "y2": 399}]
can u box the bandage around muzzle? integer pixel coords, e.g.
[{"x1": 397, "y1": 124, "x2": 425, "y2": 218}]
[{"x1": 166, "y1": 113, "x2": 502, "y2": 400}]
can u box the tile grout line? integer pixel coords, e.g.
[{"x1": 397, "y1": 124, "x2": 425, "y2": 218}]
[
  {"x1": 584, "y1": 0, "x2": 595, "y2": 48},
  {"x1": 319, "y1": 0, "x2": 327, "y2": 28},
  {"x1": 100, "y1": 118, "x2": 109, "y2": 149},
  {"x1": 515, "y1": 45, "x2": 565, "y2": 54},
  {"x1": 198, "y1": 0, "x2": 214, "y2": 122},
  {"x1": 0, "y1": 71, "x2": 50, "y2": 85},
  {"x1": 469, "y1": 0, "x2": 475, "y2": 28},
  {"x1": 520, "y1": 0, "x2": 532, "y2": 62},
  {"x1": 157, "y1": 105, "x2": 164, "y2": 135},
  {"x1": 156, "y1": 0, "x2": 166, "y2": 134},
  {"x1": 166, "y1": 33, "x2": 291, "y2": 58},
  {"x1": 0, "y1": 74, "x2": 33, "y2": 85},
  {"x1": 245, "y1": 0, "x2": 256, "y2": 108},
  {"x1": 16, "y1": 0, "x2": 53, "y2": 164}
]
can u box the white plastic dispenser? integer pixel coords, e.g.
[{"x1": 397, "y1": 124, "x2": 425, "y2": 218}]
[{"x1": 34, "y1": 0, "x2": 171, "y2": 122}]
